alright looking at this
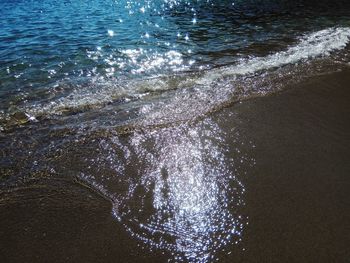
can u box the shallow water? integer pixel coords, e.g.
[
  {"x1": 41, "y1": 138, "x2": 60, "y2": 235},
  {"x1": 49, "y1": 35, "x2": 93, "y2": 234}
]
[
  {"x1": 1, "y1": 0, "x2": 350, "y2": 262},
  {"x1": 1, "y1": 0, "x2": 350, "y2": 130}
]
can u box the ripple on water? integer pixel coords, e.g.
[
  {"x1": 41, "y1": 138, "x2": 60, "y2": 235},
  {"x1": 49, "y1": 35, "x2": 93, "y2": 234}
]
[{"x1": 72, "y1": 118, "x2": 252, "y2": 262}]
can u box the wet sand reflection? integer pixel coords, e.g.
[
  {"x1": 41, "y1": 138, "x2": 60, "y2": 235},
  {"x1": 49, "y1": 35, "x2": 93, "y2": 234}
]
[{"x1": 79, "y1": 119, "x2": 251, "y2": 262}]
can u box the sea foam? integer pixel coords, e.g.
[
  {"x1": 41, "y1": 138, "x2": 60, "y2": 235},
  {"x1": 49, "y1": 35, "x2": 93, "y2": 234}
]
[
  {"x1": 199, "y1": 27, "x2": 350, "y2": 84},
  {"x1": 3, "y1": 27, "x2": 350, "y2": 129}
]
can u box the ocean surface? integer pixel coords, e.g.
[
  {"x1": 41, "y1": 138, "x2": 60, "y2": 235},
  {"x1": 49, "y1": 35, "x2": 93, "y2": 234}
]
[{"x1": 1, "y1": 0, "x2": 350, "y2": 262}]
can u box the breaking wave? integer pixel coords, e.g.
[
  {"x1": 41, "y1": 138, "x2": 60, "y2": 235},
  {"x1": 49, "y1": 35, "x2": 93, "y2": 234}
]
[{"x1": 1, "y1": 27, "x2": 350, "y2": 132}]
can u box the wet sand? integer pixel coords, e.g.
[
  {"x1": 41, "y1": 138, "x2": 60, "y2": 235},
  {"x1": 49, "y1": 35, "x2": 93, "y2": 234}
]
[
  {"x1": 228, "y1": 69, "x2": 350, "y2": 262},
  {"x1": 1, "y1": 69, "x2": 350, "y2": 262}
]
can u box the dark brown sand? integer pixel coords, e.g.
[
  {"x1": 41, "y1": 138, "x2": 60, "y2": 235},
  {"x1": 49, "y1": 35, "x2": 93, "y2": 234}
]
[
  {"x1": 227, "y1": 69, "x2": 350, "y2": 262},
  {"x1": 1, "y1": 69, "x2": 349, "y2": 262}
]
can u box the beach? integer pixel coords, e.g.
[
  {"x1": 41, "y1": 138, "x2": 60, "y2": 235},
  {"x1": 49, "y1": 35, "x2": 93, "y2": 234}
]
[
  {"x1": 2, "y1": 1, "x2": 350, "y2": 261},
  {"x1": 1, "y1": 68, "x2": 349, "y2": 262}
]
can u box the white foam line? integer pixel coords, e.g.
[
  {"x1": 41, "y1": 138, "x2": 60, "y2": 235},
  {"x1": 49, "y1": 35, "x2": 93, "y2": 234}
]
[
  {"x1": 22, "y1": 27, "x2": 350, "y2": 118},
  {"x1": 198, "y1": 27, "x2": 350, "y2": 85}
]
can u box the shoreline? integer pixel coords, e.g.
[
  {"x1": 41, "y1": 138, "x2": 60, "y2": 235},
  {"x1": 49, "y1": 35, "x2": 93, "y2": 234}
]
[{"x1": 1, "y1": 68, "x2": 350, "y2": 262}]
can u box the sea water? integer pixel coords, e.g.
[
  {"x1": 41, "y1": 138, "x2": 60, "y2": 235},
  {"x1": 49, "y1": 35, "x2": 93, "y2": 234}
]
[{"x1": 1, "y1": 1, "x2": 350, "y2": 262}]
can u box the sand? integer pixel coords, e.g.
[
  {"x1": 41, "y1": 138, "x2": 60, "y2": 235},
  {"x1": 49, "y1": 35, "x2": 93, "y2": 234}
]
[{"x1": 1, "y1": 69, "x2": 349, "y2": 262}]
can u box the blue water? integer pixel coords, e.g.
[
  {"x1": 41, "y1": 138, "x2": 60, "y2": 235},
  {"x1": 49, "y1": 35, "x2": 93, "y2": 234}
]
[
  {"x1": 1, "y1": 0, "x2": 350, "y2": 92},
  {"x1": 1, "y1": 1, "x2": 350, "y2": 262}
]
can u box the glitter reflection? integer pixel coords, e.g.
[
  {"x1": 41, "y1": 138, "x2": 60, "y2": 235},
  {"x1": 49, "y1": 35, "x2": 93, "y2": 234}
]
[{"x1": 104, "y1": 119, "x2": 247, "y2": 262}]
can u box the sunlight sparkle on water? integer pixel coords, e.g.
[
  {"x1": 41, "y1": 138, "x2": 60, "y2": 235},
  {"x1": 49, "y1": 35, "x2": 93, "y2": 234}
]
[
  {"x1": 83, "y1": 119, "x2": 250, "y2": 262},
  {"x1": 107, "y1": 30, "x2": 115, "y2": 37}
]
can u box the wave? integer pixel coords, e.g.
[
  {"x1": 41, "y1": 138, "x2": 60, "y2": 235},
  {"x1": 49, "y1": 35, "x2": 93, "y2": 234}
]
[
  {"x1": 199, "y1": 27, "x2": 350, "y2": 84},
  {"x1": 1, "y1": 27, "x2": 350, "y2": 132},
  {"x1": 2, "y1": 25, "x2": 349, "y2": 262}
]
